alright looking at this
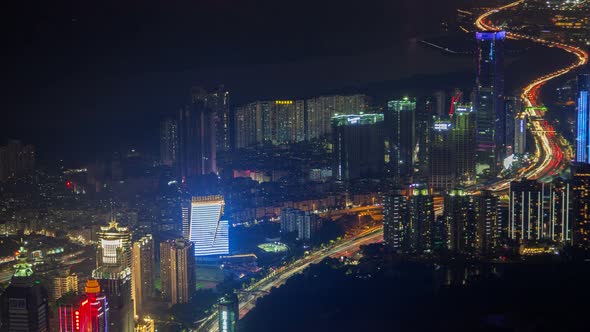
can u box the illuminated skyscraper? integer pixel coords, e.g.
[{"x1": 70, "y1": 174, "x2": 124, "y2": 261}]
[
  {"x1": 408, "y1": 187, "x2": 435, "y2": 253},
  {"x1": 50, "y1": 271, "x2": 79, "y2": 301},
  {"x1": 414, "y1": 96, "x2": 436, "y2": 179},
  {"x1": 160, "y1": 118, "x2": 178, "y2": 167},
  {"x1": 218, "y1": 294, "x2": 239, "y2": 332},
  {"x1": 576, "y1": 72, "x2": 590, "y2": 163},
  {"x1": 475, "y1": 190, "x2": 500, "y2": 255},
  {"x1": 332, "y1": 114, "x2": 385, "y2": 181},
  {"x1": 572, "y1": 163, "x2": 590, "y2": 248},
  {"x1": 514, "y1": 115, "x2": 527, "y2": 156},
  {"x1": 209, "y1": 85, "x2": 231, "y2": 152},
  {"x1": 445, "y1": 189, "x2": 476, "y2": 255},
  {"x1": 452, "y1": 104, "x2": 476, "y2": 184},
  {"x1": 0, "y1": 261, "x2": 49, "y2": 332},
  {"x1": 178, "y1": 87, "x2": 217, "y2": 183},
  {"x1": 504, "y1": 96, "x2": 522, "y2": 156},
  {"x1": 160, "y1": 239, "x2": 195, "y2": 305},
  {"x1": 93, "y1": 220, "x2": 133, "y2": 332},
  {"x1": 132, "y1": 235, "x2": 154, "y2": 318},
  {"x1": 475, "y1": 31, "x2": 505, "y2": 176},
  {"x1": 383, "y1": 188, "x2": 408, "y2": 250},
  {"x1": 57, "y1": 279, "x2": 108, "y2": 332},
  {"x1": 508, "y1": 179, "x2": 543, "y2": 241},
  {"x1": 386, "y1": 98, "x2": 416, "y2": 180},
  {"x1": 187, "y1": 195, "x2": 229, "y2": 257},
  {"x1": 429, "y1": 120, "x2": 454, "y2": 193}
]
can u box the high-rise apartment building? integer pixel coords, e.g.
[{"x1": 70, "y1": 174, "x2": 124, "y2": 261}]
[
  {"x1": 209, "y1": 85, "x2": 231, "y2": 152},
  {"x1": 383, "y1": 188, "x2": 408, "y2": 250},
  {"x1": 475, "y1": 190, "x2": 501, "y2": 255},
  {"x1": 576, "y1": 72, "x2": 590, "y2": 163},
  {"x1": 475, "y1": 31, "x2": 505, "y2": 176},
  {"x1": 306, "y1": 94, "x2": 369, "y2": 140},
  {"x1": 50, "y1": 271, "x2": 79, "y2": 301},
  {"x1": 160, "y1": 118, "x2": 178, "y2": 167},
  {"x1": 332, "y1": 114, "x2": 385, "y2": 181},
  {"x1": 386, "y1": 98, "x2": 416, "y2": 180},
  {"x1": 408, "y1": 187, "x2": 435, "y2": 253},
  {"x1": 132, "y1": 235, "x2": 154, "y2": 318},
  {"x1": 187, "y1": 195, "x2": 229, "y2": 257},
  {"x1": 445, "y1": 189, "x2": 476, "y2": 255},
  {"x1": 572, "y1": 163, "x2": 590, "y2": 248},
  {"x1": 160, "y1": 239, "x2": 195, "y2": 305}
]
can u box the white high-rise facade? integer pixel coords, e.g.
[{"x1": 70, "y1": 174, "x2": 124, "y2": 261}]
[{"x1": 189, "y1": 196, "x2": 229, "y2": 256}]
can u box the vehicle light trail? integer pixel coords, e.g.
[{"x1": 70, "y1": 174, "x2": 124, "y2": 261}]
[{"x1": 475, "y1": 0, "x2": 588, "y2": 192}]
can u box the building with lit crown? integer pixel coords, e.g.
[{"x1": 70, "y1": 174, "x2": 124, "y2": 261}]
[
  {"x1": 576, "y1": 72, "x2": 590, "y2": 163},
  {"x1": 475, "y1": 31, "x2": 505, "y2": 176},
  {"x1": 386, "y1": 98, "x2": 416, "y2": 180}
]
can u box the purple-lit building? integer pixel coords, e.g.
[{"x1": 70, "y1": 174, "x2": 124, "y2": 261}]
[{"x1": 475, "y1": 31, "x2": 505, "y2": 177}]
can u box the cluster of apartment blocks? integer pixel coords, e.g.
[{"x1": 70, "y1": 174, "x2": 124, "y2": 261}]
[
  {"x1": 383, "y1": 165, "x2": 590, "y2": 257},
  {"x1": 234, "y1": 94, "x2": 370, "y2": 148}
]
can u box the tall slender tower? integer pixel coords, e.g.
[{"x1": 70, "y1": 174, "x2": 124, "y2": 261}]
[
  {"x1": 160, "y1": 239, "x2": 195, "y2": 305},
  {"x1": 576, "y1": 72, "x2": 590, "y2": 163},
  {"x1": 386, "y1": 98, "x2": 416, "y2": 180},
  {"x1": 132, "y1": 235, "x2": 154, "y2": 318},
  {"x1": 452, "y1": 104, "x2": 476, "y2": 184},
  {"x1": 160, "y1": 118, "x2": 178, "y2": 167},
  {"x1": 178, "y1": 87, "x2": 218, "y2": 183},
  {"x1": 475, "y1": 31, "x2": 505, "y2": 176}
]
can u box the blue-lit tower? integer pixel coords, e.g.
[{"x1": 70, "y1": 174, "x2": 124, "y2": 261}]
[
  {"x1": 188, "y1": 195, "x2": 229, "y2": 257},
  {"x1": 475, "y1": 31, "x2": 505, "y2": 177},
  {"x1": 577, "y1": 72, "x2": 590, "y2": 163}
]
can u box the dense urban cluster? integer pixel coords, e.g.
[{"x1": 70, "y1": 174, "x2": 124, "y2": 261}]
[{"x1": 1, "y1": 0, "x2": 590, "y2": 331}]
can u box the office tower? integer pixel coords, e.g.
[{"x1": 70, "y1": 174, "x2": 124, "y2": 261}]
[
  {"x1": 386, "y1": 98, "x2": 416, "y2": 180},
  {"x1": 218, "y1": 294, "x2": 239, "y2": 332},
  {"x1": 132, "y1": 235, "x2": 154, "y2": 318},
  {"x1": 572, "y1": 163, "x2": 590, "y2": 248},
  {"x1": 414, "y1": 96, "x2": 436, "y2": 179},
  {"x1": 0, "y1": 140, "x2": 35, "y2": 182},
  {"x1": 305, "y1": 94, "x2": 370, "y2": 140},
  {"x1": 445, "y1": 189, "x2": 476, "y2": 255},
  {"x1": 160, "y1": 239, "x2": 195, "y2": 305},
  {"x1": 178, "y1": 87, "x2": 217, "y2": 183},
  {"x1": 332, "y1": 114, "x2": 385, "y2": 181},
  {"x1": 504, "y1": 96, "x2": 522, "y2": 155},
  {"x1": 383, "y1": 188, "x2": 408, "y2": 250},
  {"x1": 0, "y1": 261, "x2": 49, "y2": 332},
  {"x1": 475, "y1": 31, "x2": 505, "y2": 176},
  {"x1": 188, "y1": 195, "x2": 229, "y2": 257},
  {"x1": 429, "y1": 120, "x2": 455, "y2": 193},
  {"x1": 475, "y1": 190, "x2": 500, "y2": 255},
  {"x1": 209, "y1": 85, "x2": 231, "y2": 152},
  {"x1": 514, "y1": 114, "x2": 527, "y2": 156},
  {"x1": 408, "y1": 187, "x2": 435, "y2": 253},
  {"x1": 160, "y1": 118, "x2": 178, "y2": 167},
  {"x1": 50, "y1": 271, "x2": 79, "y2": 300},
  {"x1": 135, "y1": 317, "x2": 155, "y2": 332},
  {"x1": 452, "y1": 104, "x2": 476, "y2": 184},
  {"x1": 93, "y1": 220, "x2": 133, "y2": 332},
  {"x1": 576, "y1": 72, "x2": 590, "y2": 163}
]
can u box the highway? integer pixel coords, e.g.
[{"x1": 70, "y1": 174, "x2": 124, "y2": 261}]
[
  {"x1": 474, "y1": 0, "x2": 588, "y2": 192},
  {"x1": 199, "y1": 2, "x2": 589, "y2": 330},
  {"x1": 199, "y1": 227, "x2": 383, "y2": 331}
]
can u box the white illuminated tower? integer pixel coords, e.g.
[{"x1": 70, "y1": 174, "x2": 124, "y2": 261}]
[{"x1": 189, "y1": 195, "x2": 229, "y2": 256}]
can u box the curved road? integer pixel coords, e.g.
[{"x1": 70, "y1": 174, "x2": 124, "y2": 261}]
[
  {"x1": 201, "y1": 2, "x2": 589, "y2": 330},
  {"x1": 475, "y1": 0, "x2": 588, "y2": 192}
]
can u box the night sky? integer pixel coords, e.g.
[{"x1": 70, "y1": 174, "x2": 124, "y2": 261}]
[{"x1": 1, "y1": 0, "x2": 476, "y2": 163}]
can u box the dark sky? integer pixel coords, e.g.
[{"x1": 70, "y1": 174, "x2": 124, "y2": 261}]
[{"x1": 0, "y1": 0, "x2": 476, "y2": 163}]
